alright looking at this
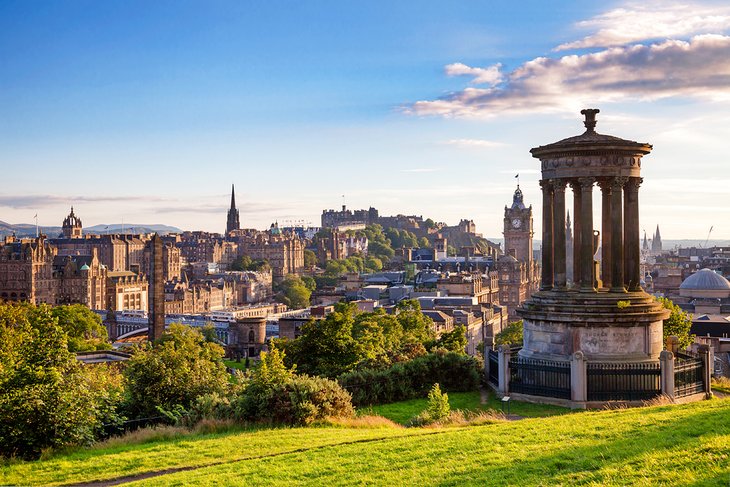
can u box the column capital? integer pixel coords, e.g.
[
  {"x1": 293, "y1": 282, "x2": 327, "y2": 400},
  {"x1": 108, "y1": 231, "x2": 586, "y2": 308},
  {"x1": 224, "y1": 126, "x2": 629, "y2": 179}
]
[
  {"x1": 577, "y1": 177, "x2": 595, "y2": 189},
  {"x1": 625, "y1": 176, "x2": 643, "y2": 191},
  {"x1": 596, "y1": 178, "x2": 613, "y2": 192},
  {"x1": 610, "y1": 176, "x2": 629, "y2": 191},
  {"x1": 553, "y1": 178, "x2": 568, "y2": 192},
  {"x1": 539, "y1": 179, "x2": 553, "y2": 191}
]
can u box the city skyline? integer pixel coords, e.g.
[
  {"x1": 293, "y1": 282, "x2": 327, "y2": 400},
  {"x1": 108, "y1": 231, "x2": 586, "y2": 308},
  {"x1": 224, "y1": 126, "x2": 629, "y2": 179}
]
[{"x1": 2, "y1": 1, "x2": 730, "y2": 238}]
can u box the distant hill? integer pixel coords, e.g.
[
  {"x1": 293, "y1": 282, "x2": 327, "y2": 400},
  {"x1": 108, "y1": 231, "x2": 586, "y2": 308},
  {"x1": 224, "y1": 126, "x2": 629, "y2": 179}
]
[{"x1": 0, "y1": 221, "x2": 182, "y2": 238}]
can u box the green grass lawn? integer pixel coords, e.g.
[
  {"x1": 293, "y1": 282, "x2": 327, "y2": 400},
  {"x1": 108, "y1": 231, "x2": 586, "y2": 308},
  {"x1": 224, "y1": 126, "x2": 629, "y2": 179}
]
[
  {"x1": 222, "y1": 359, "x2": 250, "y2": 371},
  {"x1": 4, "y1": 397, "x2": 728, "y2": 486},
  {"x1": 361, "y1": 390, "x2": 570, "y2": 424}
]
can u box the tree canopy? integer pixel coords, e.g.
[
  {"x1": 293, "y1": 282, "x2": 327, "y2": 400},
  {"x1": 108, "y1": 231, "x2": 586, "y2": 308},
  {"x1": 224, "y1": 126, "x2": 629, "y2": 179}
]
[
  {"x1": 51, "y1": 304, "x2": 110, "y2": 352},
  {"x1": 657, "y1": 297, "x2": 695, "y2": 350},
  {"x1": 276, "y1": 275, "x2": 312, "y2": 310},
  {"x1": 278, "y1": 300, "x2": 437, "y2": 377},
  {"x1": 123, "y1": 323, "x2": 229, "y2": 418},
  {"x1": 0, "y1": 302, "x2": 121, "y2": 458}
]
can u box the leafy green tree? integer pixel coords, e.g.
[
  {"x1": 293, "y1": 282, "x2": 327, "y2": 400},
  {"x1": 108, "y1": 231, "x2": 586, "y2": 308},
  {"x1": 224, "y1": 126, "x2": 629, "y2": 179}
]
[
  {"x1": 301, "y1": 275, "x2": 317, "y2": 292},
  {"x1": 418, "y1": 237, "x2": 431, "y2": 248},
  {"x1": 325, "y1": 260, "x2": 348, "y2": 277},
  {"x1": 395, "y1": 299, "x2": 436, "y2": 346},
  {"x1": 303, "y1": 249, "x2": 318, "y2": 267},
  {"x1": 494, "y1": 320, "x2": 523, "y2": 346},
  {"x1": 364, "y1": 256, "x2": 383, "y2": 272},
  {"x1": 51, "y1": 304, "x2": 111, "y2": 352},
  {"x1": 657, "y1": 297, "x2": 695, "y2": 350},
  {"x1": 231, "y1": 255, "x2": 270, "y2": 272},
  {"x1": 424, "y1": 218, "x2": 436, "y2": 229},
  {"x1": 0, "y1": 303, "x2": 118, "y2": 458},
  {"x1": 252, "y1": 343, "x2": 294, "y2": 388},
  {"x1": 436, "y1": 325, "x2": 467, "y2": 353},
  {"x1": 277, "y1": 275, "x2": 312, "y2": 309},
  {"x1": 123, "y1": 323, "x2": 229, "y2": 418},
  {"x1": 282, "y1": 302, "x2": 362, "y2": 377}
]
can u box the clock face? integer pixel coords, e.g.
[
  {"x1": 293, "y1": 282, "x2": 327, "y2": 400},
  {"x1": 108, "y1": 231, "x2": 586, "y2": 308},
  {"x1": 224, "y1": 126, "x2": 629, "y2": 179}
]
[{"x1": 512, "y1": 218, "x2": 522, "y2": 229}]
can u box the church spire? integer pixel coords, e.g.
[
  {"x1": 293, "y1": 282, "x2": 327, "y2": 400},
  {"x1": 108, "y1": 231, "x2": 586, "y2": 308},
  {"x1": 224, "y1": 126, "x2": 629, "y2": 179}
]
[{"x1": 226, "y1": 184, "x2": 240, "y2": 234}]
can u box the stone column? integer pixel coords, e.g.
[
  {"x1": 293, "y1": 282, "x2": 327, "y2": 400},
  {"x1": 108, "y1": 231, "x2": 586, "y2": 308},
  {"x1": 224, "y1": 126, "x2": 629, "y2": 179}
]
[
  {"x1": 624, "y1": 177, "x2": 642, "y2": 291},
  {"x1": 552, "y1": 179, "x2": 567, "y2": 290},
  {"x1": 570, "y1": 351, "x2": 587, "y2": 403},
  {"x1": 578, "y1": 177, "x2": 595, "y2": 292},
  {"x1": 540, "y1": 180, "x2": 554, "y2": 291},
  {"x1": 498, "y1": 345, "x2": 512, "y2": 395},
  {"x1": 699, "y1": 345, "x2": 712, "y2": 399},
  {"x1": 659, "y1": 350, "x2": 675, "y2": 401},
  {"x1": 598, "y1": 179, "x2": 612, "y2": 289},
  {"x1": 610, "y1": 177, "x2": 626, "y2": 292},
  {"x1": 571, "y1": 180, "x2": 582, "y2": 290}
]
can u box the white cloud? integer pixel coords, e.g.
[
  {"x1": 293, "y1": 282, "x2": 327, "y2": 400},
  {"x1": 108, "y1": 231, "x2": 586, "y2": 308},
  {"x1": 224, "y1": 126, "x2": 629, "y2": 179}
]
[
  {"x1": 407, "y1": 35, "x2": 730, "y2": 118},
  {"x1": 556, "y1": 1, "x2": 730, "y2": 51},
  {"x1": 445, "y1": 62, "x2": 503, "y2": 86},
  {"x1": 443, "y1": 138, "x2": 506, "y2": 148}
]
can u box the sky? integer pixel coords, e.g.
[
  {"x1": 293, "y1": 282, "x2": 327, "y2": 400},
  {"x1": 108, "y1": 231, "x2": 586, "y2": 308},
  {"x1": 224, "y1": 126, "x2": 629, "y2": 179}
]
[{"x1": 1, "y1": 0, "x2": 730, "y2": 240}]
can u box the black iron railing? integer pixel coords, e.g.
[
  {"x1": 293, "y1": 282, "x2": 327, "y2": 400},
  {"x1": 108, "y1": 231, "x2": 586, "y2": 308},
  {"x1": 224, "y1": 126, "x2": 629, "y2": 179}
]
[
  {"x1": 675, "y1": 353, "x2": 705, "y2": 397},
  {"x1": 587, "y1": 362, "x2": 660, "y2": 401},
  {"x1": 487, "y1": 349, "x2": 499, "y2": 387},
  {"x1": 509, "y1": 356, "x2": 571, "y2": 399}
]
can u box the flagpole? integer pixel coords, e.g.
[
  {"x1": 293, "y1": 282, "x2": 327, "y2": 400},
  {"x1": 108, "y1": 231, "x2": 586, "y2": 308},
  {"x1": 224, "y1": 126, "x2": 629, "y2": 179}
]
[{"x1": 34, "y1": 214, "x2": 38, "y2": 238}]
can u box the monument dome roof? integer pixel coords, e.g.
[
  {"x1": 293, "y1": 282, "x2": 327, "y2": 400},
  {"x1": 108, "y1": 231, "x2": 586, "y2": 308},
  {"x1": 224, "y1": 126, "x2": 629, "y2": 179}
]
[
  {"x1": 679, "y1": 268, "x2": 730, "y2": 291},
  {"x1": 530, "y1": 108, "x2": 651, "y2": 157}
]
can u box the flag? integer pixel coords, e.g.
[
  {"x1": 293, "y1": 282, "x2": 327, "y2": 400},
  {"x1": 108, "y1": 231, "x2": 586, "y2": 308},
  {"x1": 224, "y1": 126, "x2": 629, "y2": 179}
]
[
  {"x1": 515, "y1": 174, "x2": 519, "y2": 178},
  {"x1": 33, "y1": 214, "x2": 37, "y2": 219}
]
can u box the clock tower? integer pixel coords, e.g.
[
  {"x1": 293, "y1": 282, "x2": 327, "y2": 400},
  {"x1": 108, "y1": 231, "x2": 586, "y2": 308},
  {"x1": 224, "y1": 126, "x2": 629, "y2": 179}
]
[{"x1": 503, "y1": 185, "x2": 533, "y2": 263}]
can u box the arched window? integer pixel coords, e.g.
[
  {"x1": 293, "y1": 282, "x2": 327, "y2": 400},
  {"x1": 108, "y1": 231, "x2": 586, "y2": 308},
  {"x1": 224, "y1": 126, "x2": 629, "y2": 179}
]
[{"x1": 248, "y1": 329, "x2": 255, "y2": 342}]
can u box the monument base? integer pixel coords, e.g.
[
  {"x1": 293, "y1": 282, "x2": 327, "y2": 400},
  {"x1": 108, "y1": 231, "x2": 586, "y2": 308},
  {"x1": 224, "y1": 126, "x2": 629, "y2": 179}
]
[{"x1": 517, "y1": 290, "x2": 669, "y2": 362}]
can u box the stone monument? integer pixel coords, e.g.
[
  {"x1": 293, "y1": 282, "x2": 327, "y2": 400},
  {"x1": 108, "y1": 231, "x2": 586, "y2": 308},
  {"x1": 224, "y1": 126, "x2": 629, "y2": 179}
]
[{"x1": 517, "y1": 109, "x2": 669, "y2": 363}]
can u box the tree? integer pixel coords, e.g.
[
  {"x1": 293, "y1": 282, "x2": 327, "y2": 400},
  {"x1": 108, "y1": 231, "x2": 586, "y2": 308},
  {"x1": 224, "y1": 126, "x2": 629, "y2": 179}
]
[
  {"x1": 0, "y1": 303, "x2": 119, "y2": 458},
  {"x1": 436, "y1": 325, "x2": 467, "y2": 353},
  {"x1": 424, "y1": 383, "x2": 450, "y2": 422},
  {"x1": 277, "y1": 275, "x2": 312, "y2": 309},
  {"x1": 51, "y1": 304, "x2": 111, "y2": 351},
  {"x1": 123, "y1": 323, "x2": 229, "y2": 418},
  {"x1": 657, "y1": 297, "x2": 695, "y2": 350},
  {"x1": 418, "y1": 237, "x2": 431, "y2": 249},
  {"x1": 303, "y1": 249, "x2": 318, "y2": 268},
  {"x1": 494, "y1": 320, "x2": 523, "y2": 347},
  {"x1": 424, "y1": 218, "x2": 436, "y2": 229},
  {"x1": 301, "y1": 275, "x2": 317, "y2": 292},
  {"x1": 364, "y1": 256, "x2": 383, "y2": 272}
]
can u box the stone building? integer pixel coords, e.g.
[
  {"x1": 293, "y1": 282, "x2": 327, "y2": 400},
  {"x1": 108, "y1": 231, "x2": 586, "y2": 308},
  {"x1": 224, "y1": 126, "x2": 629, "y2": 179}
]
[
  {"x1": 0, "y1": 235, "x2": 56, "y2": 304},
  {"x1": 228, "y1": 317, "x2": 267, "y2": 358},
  {"x1": 53, "y1": 250, "x2": 107, "y2": 309},
  {"x1": 499, "y1": 186, "x2": 540, "y2": 319},
  {"x1": 321, "y1": 205, "x2": 378, "y2": 229},
  {"x1": 107, "y1": 270, "x2": 148, "y2": 312},
  {"x1": 236, "y1": 226, "x2": 304, "y2": 279}
]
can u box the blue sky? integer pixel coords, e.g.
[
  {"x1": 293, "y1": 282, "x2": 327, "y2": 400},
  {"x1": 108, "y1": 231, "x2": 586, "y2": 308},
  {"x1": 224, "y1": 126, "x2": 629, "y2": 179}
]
[{"x1": 2, "y1": 0, "x2": 730, "y2": 241}]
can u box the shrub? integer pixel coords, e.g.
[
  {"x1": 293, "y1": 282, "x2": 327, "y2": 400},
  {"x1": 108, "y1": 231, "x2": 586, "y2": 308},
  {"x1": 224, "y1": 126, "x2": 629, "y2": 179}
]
[
  {"x1": 494, "y1": 320, "x2": 523, "y2": 347},
  {"x1": 123, "y1": 323, "x2": 229, "y2": 418},
  {"x1": 424, "y1": 383, "x2": 450, "y2": 421},
  {"x1": 339, "y1": 352, "x2": 480, "y2": 406}
]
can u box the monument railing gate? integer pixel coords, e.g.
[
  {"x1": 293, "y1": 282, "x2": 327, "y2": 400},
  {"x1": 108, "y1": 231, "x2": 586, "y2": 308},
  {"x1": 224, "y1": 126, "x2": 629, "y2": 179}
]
[
  {"x1": 674, "y1": 352, "x2": 705, "y2": 398},
  {"x1": 586, "y1": 362, "x2": 661, "y2": 401},
  {"x1": 487, "y1": 349, "x2": 499, "y2": 387},
  {"x1": 509, "y1": 355, "x2": 571, "y2": 399}
]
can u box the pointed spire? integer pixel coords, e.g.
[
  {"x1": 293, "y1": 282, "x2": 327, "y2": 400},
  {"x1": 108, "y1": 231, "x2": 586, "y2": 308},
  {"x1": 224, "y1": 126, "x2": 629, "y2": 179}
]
[
  {"x1": 230, "y1": 184, "x2": 236, "y2": 210},
  {"x1": 655, "y1": 224, "x2": 661, "y2": 241}
]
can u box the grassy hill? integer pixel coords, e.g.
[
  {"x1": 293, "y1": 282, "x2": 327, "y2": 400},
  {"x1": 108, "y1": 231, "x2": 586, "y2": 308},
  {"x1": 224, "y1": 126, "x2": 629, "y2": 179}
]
[{"x1": 2, "y1": 397, "x2": 729, "y2": 486}]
